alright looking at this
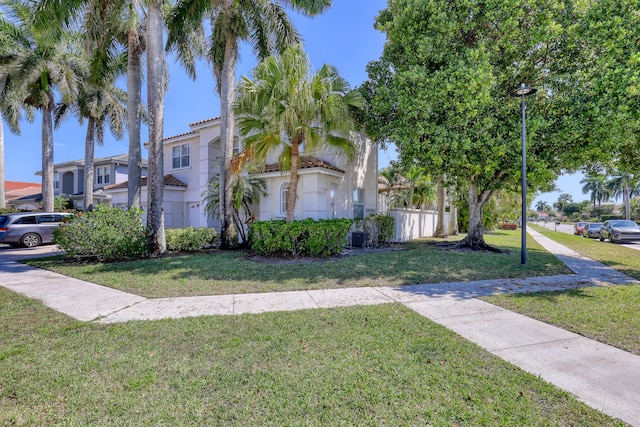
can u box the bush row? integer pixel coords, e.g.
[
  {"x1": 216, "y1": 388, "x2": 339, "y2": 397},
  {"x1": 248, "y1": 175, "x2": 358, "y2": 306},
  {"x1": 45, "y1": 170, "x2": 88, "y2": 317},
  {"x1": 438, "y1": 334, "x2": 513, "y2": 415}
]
[
  {"x1": 165, "y1": 227, "x2": 217, "y2": 252},
  {"x1": 53, "y1": 205, "x2": 148, "y2": 262},
  {"x1": 249, "y1": 218, "x2": 353, "y2": 257}
]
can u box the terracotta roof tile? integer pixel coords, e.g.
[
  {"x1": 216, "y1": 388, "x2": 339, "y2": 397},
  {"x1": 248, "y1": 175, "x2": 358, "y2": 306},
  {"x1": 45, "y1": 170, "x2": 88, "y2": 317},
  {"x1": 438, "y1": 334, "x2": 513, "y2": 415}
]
[
  {"x1": 104, "y1": 174, "x2": 187, "y2": 190},
  {"x1": 5, "y1": 181, "x2": 42, "y2": 191},
  {"x1": 262, "y1": 156, "x2": 344, "y2": 174},
  {"x1": 189, "y1": 116, "x2": 220, "y2": 127}
]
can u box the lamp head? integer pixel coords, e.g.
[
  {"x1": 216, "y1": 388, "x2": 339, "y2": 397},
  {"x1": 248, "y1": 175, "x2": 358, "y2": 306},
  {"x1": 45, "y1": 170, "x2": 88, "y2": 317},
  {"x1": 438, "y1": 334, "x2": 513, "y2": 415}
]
[{"x1": 509, "y1": 83, "x2": 537, "y2": 97}]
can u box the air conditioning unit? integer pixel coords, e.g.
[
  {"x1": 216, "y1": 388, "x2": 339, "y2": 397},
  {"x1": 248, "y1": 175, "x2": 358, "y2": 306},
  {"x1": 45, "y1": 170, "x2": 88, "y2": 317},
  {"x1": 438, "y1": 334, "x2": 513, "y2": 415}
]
[{"x1": 351, "y1": 231, "x2": 368, "y2": 247}]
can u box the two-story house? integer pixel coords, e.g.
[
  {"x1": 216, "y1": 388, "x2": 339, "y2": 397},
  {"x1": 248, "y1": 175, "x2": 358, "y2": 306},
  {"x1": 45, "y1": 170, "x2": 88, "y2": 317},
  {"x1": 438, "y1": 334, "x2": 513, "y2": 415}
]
[
  {"x1": 103, "y1": 116, "x2": 379, "y2": 228},
  {"x1": 36, "y1": 154, "x2": 148, "y2": 211}
]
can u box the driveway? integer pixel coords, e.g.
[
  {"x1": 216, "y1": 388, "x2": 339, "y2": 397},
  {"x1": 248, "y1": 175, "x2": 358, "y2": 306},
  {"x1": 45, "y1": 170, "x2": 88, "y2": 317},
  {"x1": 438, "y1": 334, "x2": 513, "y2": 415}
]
[{"x1": 0, "y1": 244, "x2": 65, "y2": 263}]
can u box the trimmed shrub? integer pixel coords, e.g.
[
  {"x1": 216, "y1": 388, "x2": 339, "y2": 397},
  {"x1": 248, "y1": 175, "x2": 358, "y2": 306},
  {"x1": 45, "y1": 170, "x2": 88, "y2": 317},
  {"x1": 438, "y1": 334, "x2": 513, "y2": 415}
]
[
  {"x1": 249, "y1": 218, "x2": 352, "y2": 257},
  {"x1": 355, "y1": 214, "x2": 395, "y2": 246},
  {"x1": 53, "y1": 205, "x2": 148, "y2": 262},
  {"x1": 499, "y1": 223, "x2": 518, "y2": 230},
  {"x1": 165, "y1": 227, "x2": 217, "y2": 252}
]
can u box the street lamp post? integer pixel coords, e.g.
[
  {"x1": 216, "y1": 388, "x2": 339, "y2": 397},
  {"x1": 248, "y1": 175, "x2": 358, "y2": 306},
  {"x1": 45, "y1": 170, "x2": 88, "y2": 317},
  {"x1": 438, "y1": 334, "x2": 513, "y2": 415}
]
[{"x1": 509, "y1": 83, "x2": 537, "y2": 265}]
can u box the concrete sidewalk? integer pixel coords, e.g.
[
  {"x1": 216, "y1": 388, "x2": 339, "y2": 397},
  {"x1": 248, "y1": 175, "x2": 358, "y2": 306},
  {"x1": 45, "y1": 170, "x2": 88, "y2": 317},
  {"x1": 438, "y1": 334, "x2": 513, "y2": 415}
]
[{"x1": 1, "y1": 229, "x2": 639, "y2": 425}]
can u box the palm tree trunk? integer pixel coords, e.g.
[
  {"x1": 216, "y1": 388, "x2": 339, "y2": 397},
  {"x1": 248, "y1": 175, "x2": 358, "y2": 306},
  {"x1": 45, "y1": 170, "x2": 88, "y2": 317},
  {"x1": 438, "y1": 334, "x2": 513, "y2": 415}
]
[
  {"x1": 218, "y1": 36, "x2": 238, "y2": 249},
  {"x1": 434, "y1": 175, "x2": 447, "y2": 237},
  {"x1": 448, "y1": 203, "x2": 458, "y2": 235},
  {"x1": 286, "y1": 141, "x2": 300, "y2": 222},
  {"x1": 0, "y1": 117, "x2": 5, "y2": 209},
  {"x1": 624, "y1": 184, "x2": 631, "y2": 220},
  {"x1": 41, "y1": 102, "x2": 55, "y2": 212},
  {"x1": 146, "y1": 0, "x2": 166, "y2": 255},
  {"x1": 127, "y1": 32, "x2": 143, "y2": 208},
  {"x1": 83, "y1": 117, "x2": 96, "y2": 210}
]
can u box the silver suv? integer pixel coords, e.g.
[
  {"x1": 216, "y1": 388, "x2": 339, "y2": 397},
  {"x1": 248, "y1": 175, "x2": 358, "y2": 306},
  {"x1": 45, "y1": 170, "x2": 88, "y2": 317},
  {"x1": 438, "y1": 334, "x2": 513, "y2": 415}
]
[{"x1": 0, "y1": 212, "x2": 71, "y2": 248}]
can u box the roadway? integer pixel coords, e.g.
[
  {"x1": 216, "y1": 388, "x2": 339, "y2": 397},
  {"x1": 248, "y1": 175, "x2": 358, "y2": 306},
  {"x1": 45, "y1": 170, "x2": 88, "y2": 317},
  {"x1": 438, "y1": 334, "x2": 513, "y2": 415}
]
[{"x1": 532, "y1": 221, "x2": 640, "y2": 251}]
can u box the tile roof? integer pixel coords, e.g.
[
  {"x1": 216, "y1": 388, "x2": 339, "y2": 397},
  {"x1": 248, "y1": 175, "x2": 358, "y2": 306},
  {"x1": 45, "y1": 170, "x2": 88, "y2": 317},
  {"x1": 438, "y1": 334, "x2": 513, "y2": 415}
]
[
  {"x1": 104, "y1": 174, "x2": 188, "y2": 190},
  {"x1": 5, "y1": 181, "x2": 41, "y2": 191},
  {"x1": 162, "y1": 130, "x2": 196, "y2": 141},
  {"x1": 189, "y1": 116, "x2": 221, "y2": 127},
  {"x1": 262, "y1": 156, "x2": 344, "y2": 174}
]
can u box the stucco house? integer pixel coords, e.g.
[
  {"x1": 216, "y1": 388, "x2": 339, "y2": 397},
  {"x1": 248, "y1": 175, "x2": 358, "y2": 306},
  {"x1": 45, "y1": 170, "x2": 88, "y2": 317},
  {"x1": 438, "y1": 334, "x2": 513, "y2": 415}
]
[
  {"x1": 36, "y1": 154, "x2": 149, "y2": 211},
  {"x1": 103, "y1": 116, "x2": 379, "y2": 228}
]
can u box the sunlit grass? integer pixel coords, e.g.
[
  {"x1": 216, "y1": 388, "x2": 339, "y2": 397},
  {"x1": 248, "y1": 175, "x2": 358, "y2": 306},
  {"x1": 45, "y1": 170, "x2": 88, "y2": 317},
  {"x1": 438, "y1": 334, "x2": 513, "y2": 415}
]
[{"x1": 25, "y1": 230, "x2": 570, "y2": 298}]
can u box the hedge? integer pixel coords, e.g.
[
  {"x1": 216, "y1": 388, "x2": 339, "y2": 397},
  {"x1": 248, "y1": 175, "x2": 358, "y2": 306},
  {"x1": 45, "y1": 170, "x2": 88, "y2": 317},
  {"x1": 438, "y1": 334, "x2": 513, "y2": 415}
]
[{"x1": 249, "y1": 218, "x2": 352, "y2": 257}]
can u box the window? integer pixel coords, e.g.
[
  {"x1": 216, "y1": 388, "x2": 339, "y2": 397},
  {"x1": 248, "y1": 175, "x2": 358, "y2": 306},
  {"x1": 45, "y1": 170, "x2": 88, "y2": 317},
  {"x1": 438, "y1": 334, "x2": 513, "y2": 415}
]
[
  {"x1": 172, "y1": 144, "x2": 190, "y2": 169},
  {"x1": 54, "y1": 173, "x2": 60, "y2": 189},
  {"x1": 353, "y1": 188, "x2": 364, "y2": 219},
  {"x1": 329, "y1": 186, "x2": 336, "y2": 219},
  {"x1": 280, "y1": 182, "x2": 289, "y2": 215},
  {"x1": 15, "y1": 216, "x2": 37, "y2": 225},
  {"x1": 96, "y1": 166, "x2": 110, "y2": 185}
]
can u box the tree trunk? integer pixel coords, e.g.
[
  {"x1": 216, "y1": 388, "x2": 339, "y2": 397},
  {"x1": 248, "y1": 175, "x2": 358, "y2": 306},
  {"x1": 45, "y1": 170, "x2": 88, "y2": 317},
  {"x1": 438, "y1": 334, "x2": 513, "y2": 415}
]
[
  {"x1": 127, "y1": 31, "x2": 143, "y2": 209},
  {"x1": 0, "y1": 117, "x2": 5, "y2": 209},
  {"x1": 41, "y1": 102, "x2": 54, "y2": 212},
  {"x1": 448, "y1": 203, "x2": 459, "y2": 235},
  {"x1": 83, "y1": 117, "x2": 96, "y2": 210},
  {"x1": 146, "y1": 1, "x2": 166, "y2": 255},
  {"x1": 286, "y1": 141, "x2": 300, "y2": 222},
  {"x1": 434, "y1": 175, "x2": 447, "y2": 237},
  {"x1": 218, "y1": 36, "x2": 238, "y2": 249},
  {"x1": 623, "y1": 184, "x2": 631, "y2": 221},
  {"x1": 461, "y1": 183, "x2": 498, "y2": 251}
]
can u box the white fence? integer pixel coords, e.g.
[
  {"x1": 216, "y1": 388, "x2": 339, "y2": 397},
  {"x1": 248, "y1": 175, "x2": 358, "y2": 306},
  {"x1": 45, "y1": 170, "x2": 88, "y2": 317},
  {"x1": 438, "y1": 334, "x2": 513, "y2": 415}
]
[{"x1": 387, "y1": 209, "x2": 449, "y2": 243}]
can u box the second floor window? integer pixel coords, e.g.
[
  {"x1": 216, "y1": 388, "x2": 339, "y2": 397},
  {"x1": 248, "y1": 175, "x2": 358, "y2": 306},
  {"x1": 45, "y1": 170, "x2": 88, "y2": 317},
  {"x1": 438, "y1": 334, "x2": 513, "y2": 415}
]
[
  {"x1": 96, "y1": 166, "x2": 110, "y2": 185},
  {"x1": 54, "y1": 174, "x2": 60, "y2": 189},
  {"x1": 172, "y1": 144, "x2": 190, "y2": 169}
]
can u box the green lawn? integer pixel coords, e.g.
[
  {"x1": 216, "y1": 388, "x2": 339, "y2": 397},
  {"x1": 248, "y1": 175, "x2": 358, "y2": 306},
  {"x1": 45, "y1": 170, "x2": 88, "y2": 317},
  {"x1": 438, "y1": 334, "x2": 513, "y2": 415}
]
[
  {"x1": 0, "y1": 288, "x2": 623, "y2": 426},
  {"x1": 25, "y1": 230, "x2": 570, "y2": 298},
  {"x1": 485, "y1": 225, "x2": 640, "y2": 356}
]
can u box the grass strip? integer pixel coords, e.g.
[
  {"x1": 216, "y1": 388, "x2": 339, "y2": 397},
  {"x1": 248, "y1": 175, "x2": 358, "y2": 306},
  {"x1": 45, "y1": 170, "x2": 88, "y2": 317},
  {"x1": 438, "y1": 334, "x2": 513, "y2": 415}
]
[
  {"x1": 485, "y1": 225, "x2": 640, "y2": 355},
  {"x1": 25, "y1": 230, "x2": 569, "y2": 298},
  {"x1": 0, "y1": 288, "x2": 623, "y2": 426}
]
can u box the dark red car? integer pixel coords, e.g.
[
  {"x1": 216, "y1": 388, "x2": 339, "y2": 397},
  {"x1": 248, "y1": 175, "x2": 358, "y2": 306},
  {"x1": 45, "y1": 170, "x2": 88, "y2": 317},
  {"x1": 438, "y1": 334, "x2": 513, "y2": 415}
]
[{"x1": 574, "y1": 222, "x2": 588, "y2": 235}]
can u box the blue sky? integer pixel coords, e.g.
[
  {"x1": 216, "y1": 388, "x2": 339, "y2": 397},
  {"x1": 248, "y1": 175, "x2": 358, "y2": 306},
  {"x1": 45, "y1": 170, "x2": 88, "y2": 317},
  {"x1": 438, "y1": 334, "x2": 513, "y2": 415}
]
[{"x1": 3, "y1": 0, "x2": 585, "y2": 207}]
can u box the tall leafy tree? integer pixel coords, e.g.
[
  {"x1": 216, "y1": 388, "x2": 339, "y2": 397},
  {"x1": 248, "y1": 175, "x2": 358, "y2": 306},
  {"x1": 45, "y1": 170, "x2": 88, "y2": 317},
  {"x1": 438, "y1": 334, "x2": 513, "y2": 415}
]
[
  {"x1": 232, "y1": 44, "x2": 364, "y2": 222},
  {"x1": 0, "y1": 0, "x2": 84, "y2": 212},
  {"x1": 359, "y1": 0, "x2": 585, "y2": 250},
  {"x1": 167, "y1": 0, "x2": 331, "y2": 248}
]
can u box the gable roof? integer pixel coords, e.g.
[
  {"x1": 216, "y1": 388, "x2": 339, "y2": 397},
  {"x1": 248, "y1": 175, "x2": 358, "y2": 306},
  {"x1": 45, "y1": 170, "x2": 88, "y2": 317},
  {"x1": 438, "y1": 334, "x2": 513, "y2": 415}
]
[
  {"x1": 261, "y1": 156, "x2": 344, "y2": 174},
  {"x1": 5, "y1": 181, "x2": 41, "y2": 191},
  {"x1": 103, "y1": 174, "x2": 188, "y2": 190}
]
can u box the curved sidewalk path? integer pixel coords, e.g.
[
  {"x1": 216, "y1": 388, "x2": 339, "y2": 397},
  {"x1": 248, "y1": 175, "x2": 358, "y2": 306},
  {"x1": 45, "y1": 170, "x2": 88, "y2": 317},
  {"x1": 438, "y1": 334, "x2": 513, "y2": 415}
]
[{"x1": 1, "y1": 228, "x2": 639, "y2": 426}]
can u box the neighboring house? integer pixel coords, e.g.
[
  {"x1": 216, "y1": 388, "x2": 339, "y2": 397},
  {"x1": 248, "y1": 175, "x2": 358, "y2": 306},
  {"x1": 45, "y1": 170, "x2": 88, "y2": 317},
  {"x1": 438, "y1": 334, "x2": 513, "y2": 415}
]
[
  {"x1": 103, "y1": 116, "x2": 379, "y2": 229},
  {"x1": 5, "y1": 181, "x2": 42, "y2": 211},
  {"x1": 36, "y1": 154, "x2": 148, "y2": 211}
]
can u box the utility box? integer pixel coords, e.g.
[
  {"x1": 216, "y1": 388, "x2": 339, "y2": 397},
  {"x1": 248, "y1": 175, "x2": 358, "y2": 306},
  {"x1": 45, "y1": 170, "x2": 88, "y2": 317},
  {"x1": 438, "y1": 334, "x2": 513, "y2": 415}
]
[{"x1": 351, "y1": 231, "x2": 368, "y2": 247}]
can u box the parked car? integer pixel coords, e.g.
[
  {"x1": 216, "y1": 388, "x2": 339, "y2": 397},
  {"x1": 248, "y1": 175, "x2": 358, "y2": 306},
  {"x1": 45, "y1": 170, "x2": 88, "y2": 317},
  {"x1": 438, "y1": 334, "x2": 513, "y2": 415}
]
[
  {"x1": 574, "y1": 222, "x2": 589, "y2": 235},
  {"x1": 0, "y1": 212, "x2": 71, "y2": 248},
  {"x1": 599, "y1": 219, "x2": 640, "y2": 244},
  {"x1": 583, "y1": 222, "x2": 603, "y2": 238}
]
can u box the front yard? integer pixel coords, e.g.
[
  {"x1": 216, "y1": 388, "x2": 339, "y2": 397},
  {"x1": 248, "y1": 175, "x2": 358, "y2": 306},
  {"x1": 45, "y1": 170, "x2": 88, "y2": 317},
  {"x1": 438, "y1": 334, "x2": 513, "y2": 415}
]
[
  {"x1": 25, "y1": 231, "x2": 569, "y2": 298},
  {"x1": 0, "y1": 289, "x2": 623, "y2": 426}
]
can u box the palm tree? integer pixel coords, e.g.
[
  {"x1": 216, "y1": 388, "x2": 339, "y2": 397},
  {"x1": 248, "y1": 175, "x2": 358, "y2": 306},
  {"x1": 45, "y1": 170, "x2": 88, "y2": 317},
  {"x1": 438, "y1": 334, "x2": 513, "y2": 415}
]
[
  {"x1": 202, "y1": 173, "x2": 267, "y2": 245},
  {"x1": 36, "y1": 0, "x2": 147, "y2": 209},
  {"x1": 403, "y1": 164, "x2": 429, "y2": 209},
  {"x1": 54, "y1": 53, "x2": 127, "y2": 210},
  {"x1": 0, "y1": 0, "x2": 84, "y2": 212},
  {"x1": 434, "y1": 174, "x2": 447, "y2": 238},
  {"x1": 607, "y1": 170, "x2": 639, "y2": 221},
  {"x1": 0, "y1": 27, "x2": 33, "y2": 209},
  {"x1": 167, "y1": 0, "x2": 331, "y2": 248},
  {"x1": 535, "y1": 200, "x2": 550, "y2": 212},
  {"x1": 232, "y1": 44, "x2": 364, "y2": 222},
  {"x1": 580, "y1": 172, "x2": 610, "y2": 210}
]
